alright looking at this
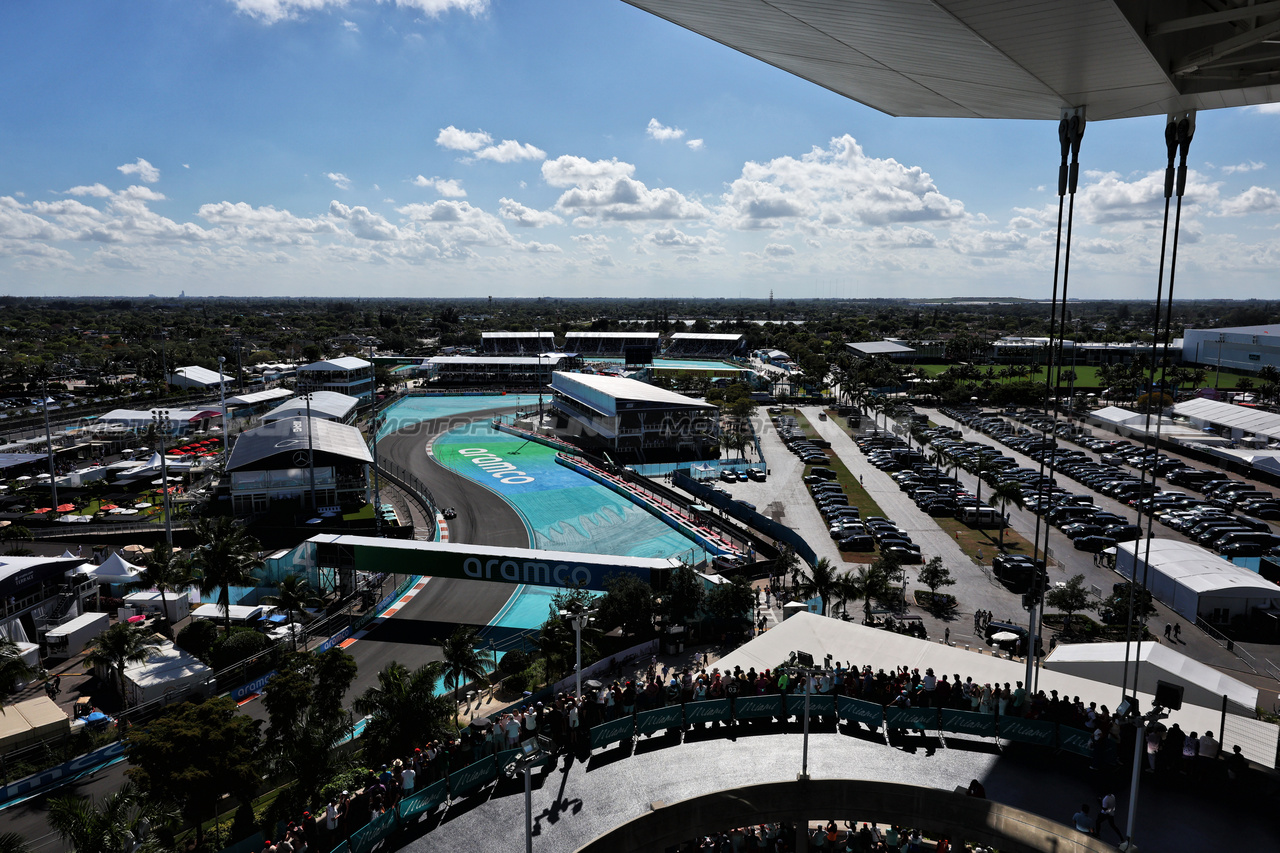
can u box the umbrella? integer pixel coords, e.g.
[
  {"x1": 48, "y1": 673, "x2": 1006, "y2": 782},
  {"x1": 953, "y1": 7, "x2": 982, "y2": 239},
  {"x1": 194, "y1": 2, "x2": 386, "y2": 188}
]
[
  {"x1": 584, "y1": 678, "x2": 604, "y2": 690},
  {"x1": 151, "y1": 480, "x2": 165, "y2": 486},
  {"x1": 122, "y1": 544, "x2": 147, "y2": 553},
  {"x1": 306, "y1": 517, "x2": 323, "y2": 524},
  {"x1": 990, "y1": 631, "x2": 1020, "y2": 643},
  {"x1": 15, "y1": 476, "x2": 31, "y2": 482},
  {"x1": 57, "y1": 503, "x2": 75, "y2": 512},
  {"x1": 33, "y1": 507, "x2": 52, "y2": 514},
  {"x1": 120, "y1": 509, "x2": 139, "y2": 515},
  {"x1": 84, "y1": 711, "x2": 109, "y2": 723},
  {"x1": 134, "y1": 502, "x2": 151, "y2": 509},
  {"x1": 0, "y1": 521, "x2": 9, "y2": 528}
]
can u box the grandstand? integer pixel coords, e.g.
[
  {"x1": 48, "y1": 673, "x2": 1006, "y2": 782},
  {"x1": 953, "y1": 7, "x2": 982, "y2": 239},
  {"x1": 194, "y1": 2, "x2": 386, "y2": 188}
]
[
  {"x1": 665, "y1": 332, "x2": 745, "y2": 359},
  {"x1": 481, "y1": 331, "x2": 556, "y2": 355},
  {"x1": 564, "y1": 331, "x2": 660, "y2": 359}
]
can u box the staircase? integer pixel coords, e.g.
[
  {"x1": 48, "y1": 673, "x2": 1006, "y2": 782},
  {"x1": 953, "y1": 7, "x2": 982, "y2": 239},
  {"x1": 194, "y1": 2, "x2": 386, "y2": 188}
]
[{"x1": 49, "y1": 592, "x2": 77, "y2": 623}]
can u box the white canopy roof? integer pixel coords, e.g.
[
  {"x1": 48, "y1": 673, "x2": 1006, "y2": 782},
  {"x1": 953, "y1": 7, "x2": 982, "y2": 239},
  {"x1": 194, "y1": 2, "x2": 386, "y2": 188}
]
[
  {"x1": 1044, "y1": 641, "x2": 1258, "y2": 717},
  {"x1": 88, "y1": 552, "x2": 143, "y2": 584},
  {"x1": 1116, "y1": 539, "x2": 1280, "y2": 599},
  {"x1": 1175, "y1": 398, "x2": 1280, "y2": 441},
  {"x1": 714, "y1": 612, "x2": 1279, "y2": 767},
  {"x1": 191, "y1": 603, "x2": 264, "y2": 622}
]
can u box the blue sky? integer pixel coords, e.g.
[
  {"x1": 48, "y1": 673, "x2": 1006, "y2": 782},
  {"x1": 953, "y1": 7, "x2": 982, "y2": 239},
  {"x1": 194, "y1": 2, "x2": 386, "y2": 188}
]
[{"x1": 2, "y1": 0, "x2": 1278, "y2": 300}]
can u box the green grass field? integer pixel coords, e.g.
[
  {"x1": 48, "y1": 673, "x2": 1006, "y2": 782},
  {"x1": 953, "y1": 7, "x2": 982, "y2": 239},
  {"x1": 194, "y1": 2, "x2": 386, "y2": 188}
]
[{"x1": 911, "y1": 363, "x2": 1243, "y2": 389}]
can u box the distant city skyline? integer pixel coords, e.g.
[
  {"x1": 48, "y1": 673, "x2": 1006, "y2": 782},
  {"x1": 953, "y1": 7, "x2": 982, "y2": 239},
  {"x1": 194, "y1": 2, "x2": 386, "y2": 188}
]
[{"x1": 2, "y1": 0, "x2": 1278, "y2": 301}]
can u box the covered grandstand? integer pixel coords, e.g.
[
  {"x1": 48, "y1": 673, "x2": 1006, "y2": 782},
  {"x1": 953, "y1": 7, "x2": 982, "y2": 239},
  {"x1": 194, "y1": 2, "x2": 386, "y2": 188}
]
[
  {"x1": 564, "y1": 331, "x2": 660, "y2": 358},
  {"x1": 665, "y1": 332, "x2": 745, "y2": 359},
  {"x1": 424, "y1": 353, "x2": 579, "y2": 386},
  {"x1": 481, "y1": 331, "x2": 556, "y2": 355},
  {"x1": 260, "y1": 390, "x2": 360, "y2": 425},
  {"x1": 549, "y1": 371, "x2": 719, "y2": 462}
]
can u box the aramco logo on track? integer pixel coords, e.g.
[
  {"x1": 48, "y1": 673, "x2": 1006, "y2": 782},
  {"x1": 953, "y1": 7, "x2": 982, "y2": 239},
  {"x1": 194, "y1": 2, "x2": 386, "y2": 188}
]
[{"x1": 456, "y1": 447, "x2": 535, "y2": 484}]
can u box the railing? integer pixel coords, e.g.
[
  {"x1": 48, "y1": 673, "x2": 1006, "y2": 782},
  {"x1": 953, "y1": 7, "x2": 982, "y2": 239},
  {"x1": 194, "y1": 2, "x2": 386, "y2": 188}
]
[
  {"x1": 246, "y1": 691, "x2": 1109, "y2": 853},
  {"x1": 371, "y1": 458, "x2": 437, "y2": 540},
  {"x1": 29, "y1": 520, "x2": 195, "y2": 539}
]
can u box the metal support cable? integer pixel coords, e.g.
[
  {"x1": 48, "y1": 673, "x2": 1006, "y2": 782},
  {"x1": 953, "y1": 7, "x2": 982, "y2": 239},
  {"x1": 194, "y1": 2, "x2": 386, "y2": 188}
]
[
  {"x1": 1026, "y1": 110, "x2": 1084, "y2": 692},
  {"x1": 1123, "y1": 112, "x2": 1196, "y2": 702}
]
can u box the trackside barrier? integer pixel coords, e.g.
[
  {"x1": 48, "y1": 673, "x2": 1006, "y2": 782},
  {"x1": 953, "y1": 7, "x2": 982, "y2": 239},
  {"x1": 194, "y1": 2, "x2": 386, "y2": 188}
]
[
  {"x1": 785, "y1": 694, "x2": 835, "y2": 719},
  {"x1": 218, "y1": 833, "x2": 263, "y2": 853},
  {"x1": 349, "y1": 808, "x2": 398, "y2": 853},
  {"x1": 837, "y1": 696, "x2": 883, "y2": 730},
  {"x1": 399, "y1": 779, "x2": 447, "y2": 821},
  {"x1": 684, "y1": 698, "x2": 732, "y2": 726},
  {"x1": 589, "y1": 716, "x2": 636, "y2": 751},
  {"x1": 329, "y1": 843, "x2": 348, "y2": 853},
  {"x1": 636, "y1": 705, "x2": 683, "y2": 737},
  {"x1": 447, "y1": 757, "x2": 498, "y2": 800},
  {"x1": 674, "y1": 470, "x2": 817, "y2": 566}
]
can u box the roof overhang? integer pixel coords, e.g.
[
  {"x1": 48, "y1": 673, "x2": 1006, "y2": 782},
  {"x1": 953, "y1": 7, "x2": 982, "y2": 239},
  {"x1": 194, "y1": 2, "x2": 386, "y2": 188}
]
[{"x1": 623, "y1": 0, "x2": 1280, "y2": 120}]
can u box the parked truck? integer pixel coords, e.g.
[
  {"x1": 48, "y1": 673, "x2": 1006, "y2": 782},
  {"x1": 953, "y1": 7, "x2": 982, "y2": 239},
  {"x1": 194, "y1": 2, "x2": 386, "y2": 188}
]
[{"x1": 43, "y1": 612, "x2": 109, "y2": 659}]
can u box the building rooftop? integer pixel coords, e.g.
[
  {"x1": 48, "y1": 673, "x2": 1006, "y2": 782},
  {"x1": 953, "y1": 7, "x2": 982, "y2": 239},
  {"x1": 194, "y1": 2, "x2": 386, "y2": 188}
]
[
  {"x1": 261, "y1": 391, "x2": 359, "y2": 423},
  {"x1": 668, "y1": 332, "x2": 745, "y2": 341},
  {"x1": 226, "y1": 417, "x2": 372, "y2": 471},
  {"x1": 848, "y1": 340, "x2": 915, "y2": 356},
  {"x1": 1117, "y1": 538, "x2": 1280, "y2": 598},
  {"x1": 1175, "y1": 397, "x2": 1280, "y2": 440},
  {"x1": 171, "y1": 365, "x2": 223, "y2": 386},
  {"x1": 552, "y1": 371, "x2": 716, "y2": 410},
  {"x1": 225, "y1": 387, "x2": 294, "y2": 407},
  {"x1": 298, "y1": 356, "x2": 371, "y2": 372}
]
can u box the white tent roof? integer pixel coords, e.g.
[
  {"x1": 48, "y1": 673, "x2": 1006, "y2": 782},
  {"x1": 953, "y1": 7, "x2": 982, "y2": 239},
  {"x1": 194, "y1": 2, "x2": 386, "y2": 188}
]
[
  {"x1": 88, "y1": 552, "x2": 143, "y2": 584},
  {"x1": 1087, "y1": 406, "x2": 1148, "y2": 426},
  {"x1": 714, "y1": 612, "x2": 1279, "y2": 767},
  {"x1": 298, "y1": 356, "x2": 371, "y2": 372},
  {"x1": 1116, "y1": 539, "x2": 1280, "y2": 599},
  {"x1": 1044, "y1": 641, "x2": 1258, "y2": 716},
  {"x1": 191, "y1": 603, "x2": 263, "y2": 622},
  {"x1": 1175, "y1": 398, "x2": 1280, "y2": 441}
]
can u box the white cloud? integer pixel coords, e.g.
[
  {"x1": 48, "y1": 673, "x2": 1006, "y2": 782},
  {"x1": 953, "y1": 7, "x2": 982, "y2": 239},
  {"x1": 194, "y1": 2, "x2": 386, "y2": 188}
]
[
  {"x1": 342, "y1": 19, "x2": 359, "y2": 31},
  {"x1": 720, "y1": 135, "x2": 966, "y2": 231},
  {"x1": 436, "y1": 127, "x2": 543, "y2": 162},
  {"x1": 542, "y1": 155, "x2": 706, "y2": 222},
  {"x1": 763, "y1": 243, "x2": 795, "y2": 257},
  {"x1": 412, "y1": 175, "x2": 466, "y2": 197},
  {"x1": 645, "y1": 227, "x2": 721, "y2": 254},
  {"x1": 1075, "y1": 168, "x2": 1219, "y2": 225},
  {"x1": 498, "y1": 198, "x2": 563, "y2": 228},
  {"x1": 229, "y1": 0, "x2": 488, "y2": 25},
  {"x1": 329, "y1": 201, "x2": 401, "y2": 241},
  {"x1": 183, "y1": 164, "x2": 190, "y2": 169},
  {"x1": 646, "y1": 118, "x2": 685, "y2": 142},
  {"x1": 436, "y1": 125, "x2": 492, "y2": 152},
  {"x1": 1249, "y1": 103, "x2": 1280, "y2": 115},
  {"x1": 1221, "y1": 161, "x2": 1265, "y2": 175},
  {"x1": 118, "y1": 157, "x2": 161, "y2": 183},
  {"x1": 686, "y1": 139, "x2": 704, "y2": 151},
  {"x1": 66, "y1": 183, "x2": 113, "y2": 198},
  {"x1": 542, "y1": 156, "x2": 634, "y2": 188},
  {"x1": 326, "y1": 172, "x2": 352, "y2": 190},
  {"x1": 1219, "y1": 186, "x2": 1280, "y2": 217},
  {"x1": 473, "y1": 139, "x2": 545, "y2": 163}
]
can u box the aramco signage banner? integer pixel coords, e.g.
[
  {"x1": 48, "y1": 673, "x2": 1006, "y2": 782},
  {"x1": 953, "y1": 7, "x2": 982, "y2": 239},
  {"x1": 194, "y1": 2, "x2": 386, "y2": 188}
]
[{"x1": 317, "y1": 537, "x2": 666, "y2": 593}]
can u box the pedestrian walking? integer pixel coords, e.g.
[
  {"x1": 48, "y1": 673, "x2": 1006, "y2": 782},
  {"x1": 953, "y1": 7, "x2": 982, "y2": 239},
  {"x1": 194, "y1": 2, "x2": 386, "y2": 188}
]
[
  {"x1": 1164, "y1": 623, "x2": 1172, "y2": 640},
  {"x1": 1173, "y1": 623, "x2": 1181, "y2": 641},
  {"x1": 944, "y1": 627, "x2": 950, "y2": 645}
]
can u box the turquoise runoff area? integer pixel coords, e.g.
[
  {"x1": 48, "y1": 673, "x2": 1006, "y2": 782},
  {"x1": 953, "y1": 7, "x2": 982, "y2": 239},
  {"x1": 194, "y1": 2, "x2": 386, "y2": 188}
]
[
  {"x1": 583, "y1": 357, "x2": 743, "y2": 372},
  {"x1": 377, "y1": 397, "x2": 705, "y2": 632},
  {"x1": 433, "y1": 420, "x2": 707, "y2": 563}
]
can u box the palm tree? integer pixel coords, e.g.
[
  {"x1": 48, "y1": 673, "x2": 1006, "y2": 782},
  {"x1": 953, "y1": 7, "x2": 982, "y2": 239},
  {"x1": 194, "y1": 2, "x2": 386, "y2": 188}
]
[
  {"x1": 793, "y1": 557, "x2": 839, "y2": 616},
  {"x1": 260, "y1": 574, "x2": 322, "y2": 653},
  {"x1": 48, "y1": 783, "x2": 172, "y2": 853},
  {"x1": 191, "y1": 517, "x2": 263, "y2": 635},
  {"x1": 353, "y1": 661, "x2": 455, "y2": 766},
  {"x1": 848, "y1": 564, "x2": 890, "y2": 624},
  {"x1": 83, "y1": 623, "x2": 160, "y2": 707},
  {"x1": 0, "y1": 833, "x2": 29, "y2": 853},
  {"x1": 131, "y1": 542, "x2": 190, "y2": 632},
  {"x1": 990, "y1": 481, "x2": 1025, "y2": 550},
  {"x1": 0, "y1": 638, "x2": 37, "y2": 706},
  {"x1": 440, "y1": 626, "x2": 489, "y2": 706}
]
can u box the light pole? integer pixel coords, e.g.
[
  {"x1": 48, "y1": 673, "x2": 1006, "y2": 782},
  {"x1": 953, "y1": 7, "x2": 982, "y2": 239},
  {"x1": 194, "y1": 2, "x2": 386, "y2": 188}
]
[
  {"x1": 1121, "y1": 700, "x2": 1168, "y2": 852},
  {"x1": 371, "y1": 412, "x2": 383, "y2": 537},
  {"x1": 40, "y1": 376, "x2": 58, "y2": 511},
  {"x1": 511, "y1": 738, "x2": 547, "y2": 853},
  {"x1": 152, "y1": 410, "x2": 173, "y2": 546},
  {"x1": 560, "y1": 607, "x2": 593, "y2": 699},
  {"x1": 218, "y1": 357, "x2": 228, "y2": 469},
  {"x1": 304, "y1": 394, "x2": 318, "y2": 510}
]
